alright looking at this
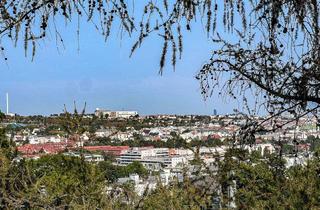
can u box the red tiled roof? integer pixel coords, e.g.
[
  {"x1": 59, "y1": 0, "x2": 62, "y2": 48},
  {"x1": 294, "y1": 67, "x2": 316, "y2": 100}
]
[
  {"x1": 169, "y1": 148, "x2": 176, "y2": 156},
  {"x1": 297, "y1": 144, "x2": 310, "y2": 150},
  {"x1": 17, "y1": 141, "x2": 75, "y2": 155},
  {"x1": 208, "y1": 134, "x2": 221, "y2": 139},
  {"x1": 83, "y1": 146, "x2": 129, "y2": 156},
  {"x1": 83, "y1": 146, "x2": 129, "y2": 151}
]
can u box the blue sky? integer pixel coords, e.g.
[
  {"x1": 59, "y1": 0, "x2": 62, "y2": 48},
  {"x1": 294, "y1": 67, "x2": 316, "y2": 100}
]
[{"x1": 0, "y1": 7, "x2": 239, "y2": 116}]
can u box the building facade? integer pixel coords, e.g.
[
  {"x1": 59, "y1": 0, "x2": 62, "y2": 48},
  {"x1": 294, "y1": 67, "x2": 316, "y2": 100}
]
[
  {"x1": 95, "y1": 108, "x2": 138, "y2": 119},
  {"x1": 118, "y1": 147, "x2": 188, "y2": 170}
]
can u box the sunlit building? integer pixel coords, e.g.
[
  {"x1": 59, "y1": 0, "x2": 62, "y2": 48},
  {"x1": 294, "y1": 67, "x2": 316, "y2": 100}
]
[{"x1": 94, "y1": 108, "x2": 138, "y2": 119}]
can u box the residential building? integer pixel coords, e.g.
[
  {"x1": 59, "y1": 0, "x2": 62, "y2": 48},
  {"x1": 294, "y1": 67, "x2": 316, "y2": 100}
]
[{"x1": 118, "y1": 147, "x2": 188, "y2": 170}]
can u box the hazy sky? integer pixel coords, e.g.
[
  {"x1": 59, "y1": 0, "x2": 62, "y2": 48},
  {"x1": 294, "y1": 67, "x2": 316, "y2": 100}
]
[{"x1": 0, "y1": 6, "x2": 240, "y2": 116}]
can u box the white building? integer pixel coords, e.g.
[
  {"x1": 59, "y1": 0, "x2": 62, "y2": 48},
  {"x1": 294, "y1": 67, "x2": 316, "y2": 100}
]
[
  {"x1": 118, "y1": 174, "x2": 157, "y2": 196},
  {"x1": 28, "y1": 135, "x2": 64, "y2": 144},
  {"x1": 64, "y1": 152, "x2": 104, "y2": 162},
  {"x1": 12, "y1": 135, "x2": 27, "y2": 144},
  {"x1": 243, "y1": 143, "x2": 276, "y2": 156},
  {"x1": 118, "y1": 147, "x2": 188, "y2": 170},
  {"x1": 118, "y1": 147, "x2": 168, "y2": 165},
  {"x1": 117, "y1": 170, "x2": 176, "y2": 196},
  {"x1": 110, "y1": 131, "x2": 133, "y2": 141},
  {"x1": 95, "y1": 108, "x2": 138, "y2": 119},
  {"x1": 95, "y1": 128, "x2": 115, "y2": 138}
]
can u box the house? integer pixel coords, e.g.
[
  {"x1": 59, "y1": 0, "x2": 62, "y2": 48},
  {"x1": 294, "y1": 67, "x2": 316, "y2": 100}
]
[
  {"x1": 64, "y1": 152, "x2": 104, "y2": 162},
  {"x1": 28, "y1": 135, "x2": 65, "y2": 144},
  {"x1": 95, "y1": 128, "x2": 115, "y2": 138},
  {"x1": 17, "y1": 142, "x2": 72, "y2": 155}
]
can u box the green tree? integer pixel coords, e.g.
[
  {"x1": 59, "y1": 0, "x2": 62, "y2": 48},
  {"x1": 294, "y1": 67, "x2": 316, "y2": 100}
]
[
  {"x1": 0, "y1": 154, "x2": 114, "y2": 209},
  {"x1": 306, "y1": 135, "x2": 320, "y2": 152},
  {"x1": 126, "y1": 161, "x2": 148, "y2": 178}
]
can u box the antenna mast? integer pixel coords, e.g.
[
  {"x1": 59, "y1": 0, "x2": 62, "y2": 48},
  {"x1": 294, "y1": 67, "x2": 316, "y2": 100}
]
[{"x1": 6, "y1": 93, "x2": 9, "y2": 115}]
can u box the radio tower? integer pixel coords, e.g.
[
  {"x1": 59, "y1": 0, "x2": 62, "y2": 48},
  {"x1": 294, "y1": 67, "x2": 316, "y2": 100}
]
[{"x1": 6, "y1": 93, "x2": 9, "y2": 115}]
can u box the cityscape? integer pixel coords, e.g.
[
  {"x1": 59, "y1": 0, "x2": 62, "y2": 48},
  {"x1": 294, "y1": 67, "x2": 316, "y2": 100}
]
[
  {"x1": 1, "y1": 0, "x2": 320, "y2": 209},
  {"x1": 3, "y1": 104, "x2": 320, "y2": 198}
]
